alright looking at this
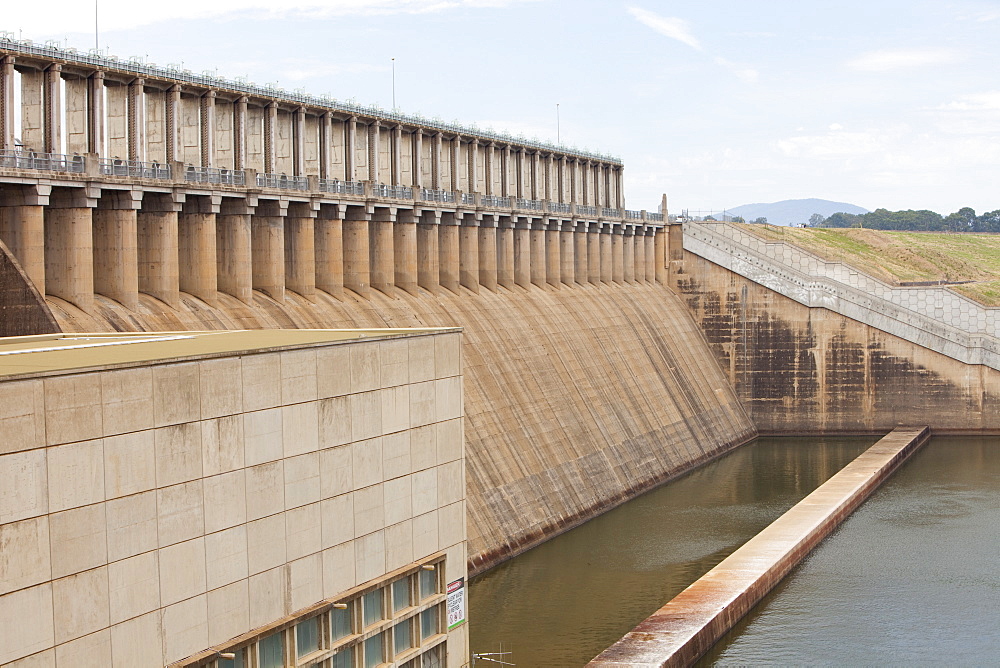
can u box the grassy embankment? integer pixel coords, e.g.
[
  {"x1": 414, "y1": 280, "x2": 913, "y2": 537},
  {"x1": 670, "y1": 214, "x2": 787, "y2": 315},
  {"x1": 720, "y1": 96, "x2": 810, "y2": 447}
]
[{"x1": 734, "y1": 223, "x2": 1000, "y2": 306}]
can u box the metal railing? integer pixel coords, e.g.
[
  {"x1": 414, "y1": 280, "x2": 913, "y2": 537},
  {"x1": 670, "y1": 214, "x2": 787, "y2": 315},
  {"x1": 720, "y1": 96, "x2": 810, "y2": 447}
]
[
  {"x1": 481, "y1": 195, "x2": 510, "y2": 208},
  {"x1": 184, "y1": 166, "x2": 245, "y2": 185},
  {"x1": 576, "y1": 205, "x2": 597, "y2": 216},
  {"x1": 648, "y1": 213, "x2": 664, "y2": 222},
  {"x1": 101, "y1": 158, "x2": 172, "y2": 179},
  {"x1": 602, "y1": 207, "x2": 621, "y2": 218},
  {"x1": 547, "y1": 202, "x2": 571, "y2": 214},
  {"x1": 461, "y1": 192, "x2": 477, "y2": 205},
  {"x1": 256, "y1": 172, "x2": 309, "y2": 190},
  {"x1": 372, "y1": 184, "x2": 413, "y2": 199},
  {"x1": 515, "y1": 198, "x2": 543, "y2": 211},
  {"x1": 421, "y1": 188, "x2": 456, "y2": 203},
  {"x1": 0, "y1": 149, "x2": 85, "y2": 173},
  {"x1": 624, "y1": 209, "x2": 642, "y2": 220},
  {"x1": 0, "y1": 38, "x2": 621, "y2": 165},
  {"x1": 319, "y1": 178, "x2": 365, "y2": 196}
]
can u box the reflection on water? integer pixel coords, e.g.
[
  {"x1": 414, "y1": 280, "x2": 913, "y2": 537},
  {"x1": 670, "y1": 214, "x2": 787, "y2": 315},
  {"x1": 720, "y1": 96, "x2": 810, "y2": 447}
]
[
  {"x1": 700, "y1": 436, "x2": 1000, "y2": 666},
  {"x1": 469, "y1": 436, "x2": 876, "y2": 667}
]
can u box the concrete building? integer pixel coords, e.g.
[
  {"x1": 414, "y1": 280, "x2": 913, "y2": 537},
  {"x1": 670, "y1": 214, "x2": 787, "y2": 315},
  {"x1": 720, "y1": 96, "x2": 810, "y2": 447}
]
[{"x1": 0, "y1": 328, "x2": 468, "y2": 668}]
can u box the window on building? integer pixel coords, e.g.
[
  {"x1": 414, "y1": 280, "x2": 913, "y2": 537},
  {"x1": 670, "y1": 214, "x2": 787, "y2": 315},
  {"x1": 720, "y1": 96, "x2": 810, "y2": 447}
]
[
  {"x1": 296, "y1": 615, "x2": 321, "y2": 658},
  {"x1": 422, "y1": 644, "x2": 444, "y2": 668},
  {"x1": 419, "y1": 568, "x2": 439, "y2": 601},
  {"x1": 258, "y1": 633, "x2": 284, "y2": 668},
  {"x1": 392, "y1": 576, "x2": 412, "y2": 613},
  {"x1": 394, "y1": 619, "x2": 413, "y2": 656},
  {"x1": 363, "y1": 589, "x2": 385, "y2": 628},
  {"x1": 363, "y1": 632, "x2": 385, "y2": 668},
  {"x1": 420, "y1": 606, "x2": 440, "y2": 641},
  {"x1": 330, "y1": 645, "x2": 355, "y2": 668},
  {"x1": 331, "y1": 605, "x2": 353, "y2": 642},
  {"x1": 216, "y1": 649, "x2": 246, "y2": 668}
]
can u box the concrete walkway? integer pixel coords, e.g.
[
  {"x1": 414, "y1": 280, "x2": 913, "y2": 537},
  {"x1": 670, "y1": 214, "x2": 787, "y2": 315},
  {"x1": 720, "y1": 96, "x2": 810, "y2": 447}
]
[{"x1": 588, "y1": 426, "x2": 930, "y2": 667}]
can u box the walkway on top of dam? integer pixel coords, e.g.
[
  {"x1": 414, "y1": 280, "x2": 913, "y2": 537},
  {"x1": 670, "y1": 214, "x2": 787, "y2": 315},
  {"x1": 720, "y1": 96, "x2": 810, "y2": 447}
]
[{"x1": 683, "y1": 221, "x2": 1000, "y2": 370}]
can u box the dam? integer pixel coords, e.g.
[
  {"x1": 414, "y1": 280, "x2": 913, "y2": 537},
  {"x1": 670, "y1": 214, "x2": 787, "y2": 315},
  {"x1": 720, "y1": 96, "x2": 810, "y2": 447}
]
[{"x1": 0, "y1": 35, "x2": 998, "y2": 668}]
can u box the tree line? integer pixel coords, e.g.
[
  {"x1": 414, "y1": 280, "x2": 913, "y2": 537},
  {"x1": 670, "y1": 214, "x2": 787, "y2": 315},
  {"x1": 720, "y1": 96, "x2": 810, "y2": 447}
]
[{"x1": 809, "y1": 207, "x2": 1000, "y2": 233}]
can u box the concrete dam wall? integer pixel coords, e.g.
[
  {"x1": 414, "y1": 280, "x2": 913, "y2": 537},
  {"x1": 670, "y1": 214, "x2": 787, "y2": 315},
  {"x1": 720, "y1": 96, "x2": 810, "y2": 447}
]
[{"x1": 46, "y1": 279, "x2": 756, "y2": 574}]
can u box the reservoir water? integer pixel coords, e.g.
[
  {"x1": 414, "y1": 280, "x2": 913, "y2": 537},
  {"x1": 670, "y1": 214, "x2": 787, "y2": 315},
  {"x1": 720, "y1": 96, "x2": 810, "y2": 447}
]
[{"x1": 468, "y1": 436, "x2": 878, "y2": 667}]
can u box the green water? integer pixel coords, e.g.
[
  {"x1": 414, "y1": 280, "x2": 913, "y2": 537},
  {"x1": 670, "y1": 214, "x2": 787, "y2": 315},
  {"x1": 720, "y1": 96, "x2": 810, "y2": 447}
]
[{"x1": 468, "y1": 436, "x2": 878, "y2": 667}]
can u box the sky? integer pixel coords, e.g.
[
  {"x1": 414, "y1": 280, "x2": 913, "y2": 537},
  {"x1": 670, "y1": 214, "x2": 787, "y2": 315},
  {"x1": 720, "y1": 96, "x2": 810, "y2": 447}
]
[{"x1": 5, "y1": 0, "x2": 1000, "y2": 217}]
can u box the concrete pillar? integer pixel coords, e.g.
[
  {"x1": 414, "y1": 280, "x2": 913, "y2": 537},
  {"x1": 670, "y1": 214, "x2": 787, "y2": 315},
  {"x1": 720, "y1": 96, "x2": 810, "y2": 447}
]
[
  {"x1": 251, "y1": 199, "x2": 285, "y2": 301},
  {"x1": 431, "y1": 132, "x2": 442, "y2": 190},
  {"x1": 343, "y1": 208, "x2": 370, "y2": 297},
  {"x1": 417, "y1": 210, "x2": 440, "y2": 293},
  {"x1": 392, "y1": 125, "x2": 403, "y2": 186},
  {"x1": 623, "y1": 227, "x2": 636, "y2": 283},
  {"x1": 45, "y1": 188, "x2": 95, "y2": 311},
  {"x1": 582, "y1": 161, "x2": 591, "y2": 206},
  {"x1": 285, "y1": 202, "x2": 316, "y2": 301},
  {"x1": 574, "y1": 221, "x2": 587, "y2": 285},
  {"x1": 545, "y1": 221, "x2": 560, "y2": 288},
  {"x1": 560, "y1": 221, "x2": 575, "y2": 285},
  {"x1": 345, "y1": 117, "x2": 357, "y2": 181},
  {"x1": 1, "y1": 56, "x2": 15, "y2": 151},
  {"x1": 93, "y1": 190, "x2": 141, "y2": 310},
  {"x1": 611, "y1": 225, "x2": 624, "y2": 284},
  {"x1": 530, "y1": 219, "x2": 546, "y2": 288},
  {"x1": 179, "y1": 197, "x2": 218, "y2": 305},
  {"x1": 217, "y1": 198, "x2": 254, "y2": 304},
  {"x1": 570, "y1": 160, "x2": 578, "y2": 205},
  {"x1": 485, "y1": 143, "x2": 495, "y2": 197},
  {"x1": 501, "y1": 146, "x2": 511, "y2": 197},
  {"x1": 264, "y1": 103, "x2": 278, "y2": 174},
  {"x1": 234, "y1": 97, "x2": 248, "y2": 170},
  {"x1": 459, "y1": 215, "x2": 479, "y2": 293},
  {"x1": 438, "y1": 214, "x2": 460, "y2": 294},
  {"x1": 315, "y1": 208, "x2": 344, "y2": 298},
  {"x1": 166, "y1": 85, "x2": 181, "y2": 164},
  {"x1": 544, "y1": 154, "x2": 553, "y2": 202},
  {"x1": 318, "y1": 111, "x2": 331, "y2": 179},
  {"x1": 44, "y1": 64, "x2": 62, "y2": 154},
  {"x1": 496, "y1": 217, "x2": 514, "y2": 290},
  {"x1": 667, "y1": 223, "x2": 684, "y2": 286},
  {"x1": 411, "y1": 130, "x2": 424, "y2": 189},
  {"x1": 556, "y1": 157, "x2": 565, "y2": 203},
  {"x1": 654, "y1": 227, "x2": 667, "y2": 285},
  {"x1": 129, "y1": 79, "x2": 146, "y2": 162},
  {"x1": 451, "y1": 136, "x2": 461, "y2": 192},
  {"x1": 515, "y1": 150, "x2": 525, "y2": 198},
  {"x1": 467, "y1": 139, "x2": 478, "y2": 194},
  {"x1": 513, "y1": 218, "x2": 531, "y2": 288},
  {"x1": 0, "y1": 185, "x2": 47, "y2": 293},
  {"x1": 65, "y1": 77, "x2": 88, "y2": 156},
  {"x1": 369, "y1": 207, "x2": 395, "y2": 295},
  {"x1": 292, "y1": 107, "x2": 306, "y2": 176},
  {"x1": 644, "y1": 229, "x2": 655, "y2": 283},
  {"x1": 588, "y1": 223, "x2": 602, "y2": 285},
  {"x1": 368, "y1": 121, "x2": 381, "y2": 183},
  {"x1": 137, "y1": 193, "x2": 180, "y2": 308},
  {"x1": 21, "y1": 69, "x2": 44, "y2": 152},
  {"x1": 394, "y1": 209, "x2": 418, "y2": 295},
  {"x1": 478, "y1": 215, "x2": 498, "y2": 292},
  {"x1": 600, "y1": 225, "x2": 612, "y2": 284},
  {"x1": 530, "y1": 153, "x2": 540, "y2": 200}
]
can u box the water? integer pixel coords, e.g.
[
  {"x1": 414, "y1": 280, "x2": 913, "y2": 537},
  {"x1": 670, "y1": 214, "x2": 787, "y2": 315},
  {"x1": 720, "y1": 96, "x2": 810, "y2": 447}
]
[
  {"x1": 700, "y1": 435, "x2": 1000, "y2": 666},
  {"x1": 468, "y1": 436, "x2": 878, "y2": 667}
]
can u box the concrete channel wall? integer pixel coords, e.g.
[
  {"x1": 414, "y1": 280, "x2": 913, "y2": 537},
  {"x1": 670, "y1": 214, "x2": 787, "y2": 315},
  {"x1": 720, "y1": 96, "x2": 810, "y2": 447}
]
[{"x1": 589, "y1": 426, "x2": 931, "y2": 667}]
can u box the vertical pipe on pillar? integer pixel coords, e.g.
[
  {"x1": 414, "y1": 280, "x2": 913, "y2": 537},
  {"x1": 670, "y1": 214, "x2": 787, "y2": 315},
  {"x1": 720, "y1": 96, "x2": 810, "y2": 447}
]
[
  {"x1": 368, "y1": 120, "x2": 381, "y2": 183},
  {"x1": 93, "y1": 190, "x2": 141, "y2": 310},
  {"x1": 530, "y1": 153, "x2": 539, "y2": 200},
  {"x1": 342, "y1": 210, "x2": 370, "y2": 297},
  {"x1": 137, "y1": 194, "x2": 180, "y2": 308},
  {"x1": 369, "y1": 208, "x2": 395, "y2": 295},
  {"x1": 293, "y1": 106, "x2": 306, "y2": 176},
  {"x1": 179, "y1": 199, "x2": 218, "y2": 306},
  {"x1": 570, "y1": 159, "x2": 578, "y2": 204},
  {"x1": 611, "y1": 225, "x2": 624, "y2": 283},
  {"x1": 44, "y1": 190, "x2": 94, "y2": 311},
  {"x1": 200, "y1": 90, "x2": 216, "y2": 167},
  {"x1": 412, "y1": 129, "x2": 423, "y2": 189},
  {"x1": 559, "y1": 221, "x2": 574, "y2": 285},
  {"x1": 264, "y1": 102, "x2": 277, "y2": 174},
  {"x1": 251, "y1": 199, "x2": 285, "y2": 301},
  {"x1": 485, "y1": 143, "x2": 494, "y2": 196},
  {"x1": 314, "y1": 209, "x2": 344, "y2": 298},
  {"x1": 515, "y1": 149, "x2": 524, "y2": 198},
  {"x1": 43, "y1": 64, "x2": 62, "y2": 154},
  {"x1": 496, "y1": 217, "x2": 514, "y2": 289},
  {"x1": 654, "y1": 227, "x2": 667, "y2": 285},
  {"x1": 392, "y1": 124, "x2": 403, "y2": 186},
  {"x1": 617, "y1": 167, "x2": 625, "y2": 209},
  {"x1": 573, "y1": 221, "x2": 587, "y2": 285},
  {"x1": 0, "y1": 56, "x2": 15, "y2": 151},
  {"x1": 587, "y1": 222, "x2": 601, "y2": 285},
  {"x1": 599, "y1": 225, "x2": 612, "y2": 284},
  {"x1": 432, "y1": 132, "x2": 442, "y2": 190},
  {"x1": 234, "y1": 97, "x2": 248, "y2": 170},
  {"x1": 165, "y1": 85, "x2": 180, "y2": 164},
  {"x1": 459, "y1": 216, "x2": 479, "y2": 293},
  {"x1": 438, "y1": 214, "x2": 460, "y2": 293},
  {"x1": 285, "y1": 202, "x2": 316, "y2": 301},
  {"x1": 478, "y1": 216, "x2": 497, "y2": 292},
  {"x1": 217, "y1": 199, "x2": 253, "y2": 304},
  {"x1": 513, "y1": 218, "x2": 531, "y2": 288},
  {"x1": 582, "y1": 161, "x2": 591, "y2": 206},
  {"x1": 318, "y1": 111, "x2": 331, "y2": 179},
  {"x1": 417, "y1": 211, "x2": 439, "y2": 293},
  {"x1": 556, "y1": 157, "x2": 564, "y2": 203},
  {"x1": 545, "y1": 221, "x2": 560, "y2": 287},
  {"x1": 530, "y1": 219, "x2": 546, "y2": 288},
  {"x1": 623, "y1": 227, "x2": 636, "y2": 283},
  {"x1": 544, "y1": 154, "x2": 553, "y2": 202},
  {"x1": 451, "y1": 135, "x2": 461, "y2": 192},
  {"x1": 502, "y1": 146, "x2": 511, "y2": 198},
  {"x1": 394, "y1": 210, "x2": 418, "y2": 295},
  {"x1": 468, "y1": 140, "x2": 479, "y2": 194},
  {"x1": 345, "y1": 116, "x2": 357, "y2": 181},
  {"x1": 128, "y1": 78, "x2": 145, "y2": 162}
]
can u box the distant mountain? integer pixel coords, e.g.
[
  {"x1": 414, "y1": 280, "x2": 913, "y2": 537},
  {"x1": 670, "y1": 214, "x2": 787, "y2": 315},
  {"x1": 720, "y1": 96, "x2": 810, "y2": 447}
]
[{"x1": 724, "y1": 199, "x2": 869, "y2": 226}]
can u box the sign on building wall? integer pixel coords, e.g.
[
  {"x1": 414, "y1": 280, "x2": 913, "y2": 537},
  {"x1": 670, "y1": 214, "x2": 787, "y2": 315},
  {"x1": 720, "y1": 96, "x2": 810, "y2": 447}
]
[{"x1": 447, "y1": 578, "x2": 466, "y2": 629}]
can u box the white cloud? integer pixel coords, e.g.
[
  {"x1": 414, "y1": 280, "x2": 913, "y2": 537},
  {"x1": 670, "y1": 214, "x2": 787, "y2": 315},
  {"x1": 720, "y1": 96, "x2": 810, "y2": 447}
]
[
  {"x1": 775, "y1": 129, "x2": 890, "y2": 159},
  {"x1": 713, "y1": 56, "x2": 758, "y2": 83},
  {"x1": 935, "y1": 91, "x2": 1000, "y2": 111},
  {"x1": 627, "y1": 7, "x2": 702, "y2": 50},
  {"x1": 847, "y1": 48, "x2": 962, "y2": 72},
  {"x1": 828, "y1": 123, "x2": 843, "y2": 131}
]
